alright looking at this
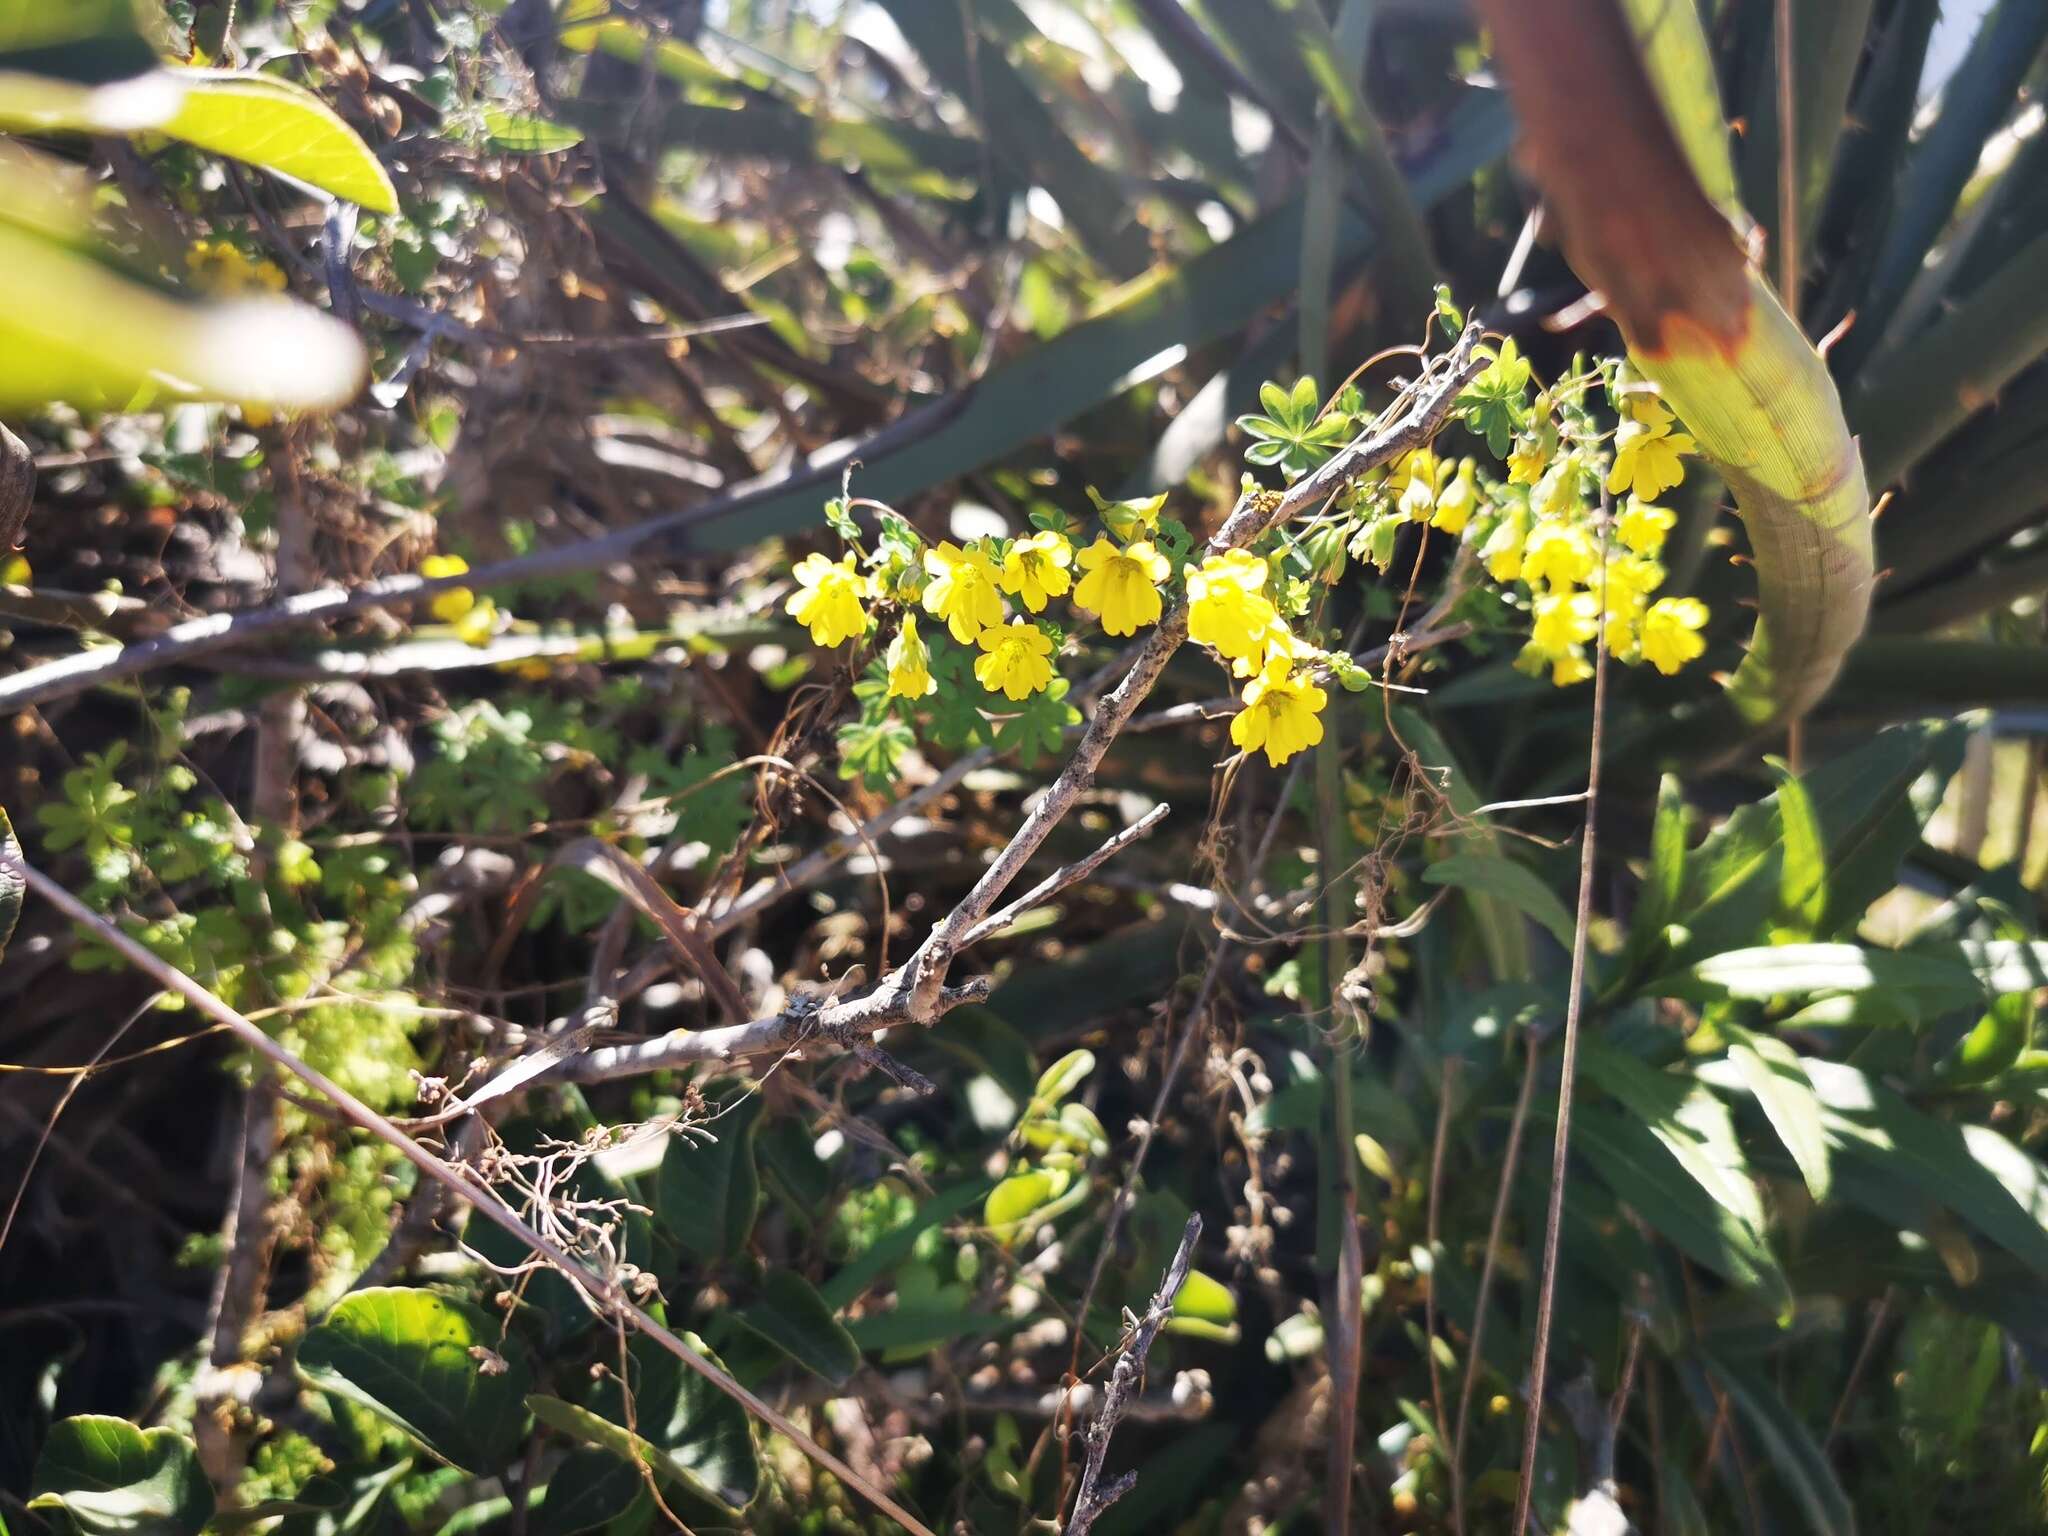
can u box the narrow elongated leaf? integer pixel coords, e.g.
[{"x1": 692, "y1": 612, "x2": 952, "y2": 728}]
[
  {"x1": 29, "y1": 1418, "x2": 212, "y2": 1536},
  {"x1": 1579, "y1": 1039, "x2": 1768, "y2": 1233},
  {"x1": 1676, "y1": 722, "x2": 1962, "y2": 960},
  {"x1": 1708, "y1": 1356, "x2": 1855, "y2": 1536},
  {"x1": 1658, "y1": 942, "x2": 1978, "y2": 1007},
  {"x1": 1771, "y1": 761, "x2": 1827, "y2": 933},
  {"x1": 1568, "y1": 1103, "x2": 1792, "y2": 1315},
  {"x1": 732, "y1": 1271, "x2": 860, "y2": 1385},
  {"x1": 1392, "y1": 708, "x2": 1528, "y2": 980},
  {"x1": 1794, "y1": 1060, "x2": 2048, "y2": 1272},
  {"x1": 1424, "y1": 852, "x2": 1579, "y2": 951},
  {"x1": 656, "y1": 1090, "x2": 761, "y2": 1263},
  {"x1": 298, "y1": 1289, "x2": 532, "y2": 1473},
  {"x1": 1723, "y1": 1024, "x2": 1831, "y2": 1201},
  {"x1": 0, "y1": 221, "x2": 365, "y2": 413}
]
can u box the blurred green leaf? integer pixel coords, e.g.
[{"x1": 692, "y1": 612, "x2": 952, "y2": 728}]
[
  {"x1": 480, "y1": 108, "x2": 582, "y2": 155},
  {"x1": 1708, "y1": 1355, "x2": 1855, "y2": 1536},
  {"x1": 28, "y1": 1418, "x2": 212, "y2": 1536}
]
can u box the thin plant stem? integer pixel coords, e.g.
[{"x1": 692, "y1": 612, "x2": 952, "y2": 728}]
[{"x1": 1512, "y1": 519, "x2": 1611, "y2": 1534}]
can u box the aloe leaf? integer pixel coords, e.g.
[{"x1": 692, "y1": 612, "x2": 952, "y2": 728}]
[
  {"x1": 1476, "y1": 0, "x2": 1873, "y2": 727},
  {"x1": 1850, "y1": 229, "x2": 2048, "y2": 489},
  {"x1": 1836, "y1": 0, "x2": 2048, "y2": 374}
]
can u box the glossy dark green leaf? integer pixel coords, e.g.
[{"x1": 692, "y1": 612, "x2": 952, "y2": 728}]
[
  {"x1": 532, "y1": 1333, "x2": 758, "y2": 1515},
  {"x1": 530, "y1": 1450, "x2": 642, "y2": 1536},
  {"x1": 656, "y1": 1090, "x2": 761, "y2": 1263},
  {"x1": 297, "y1": 1288, "x2": 532, "y2": 1473},
  {"x1": 28, "y1": 1418, "x2": 212, "y2": 1536},
  {"x1": 732, "y1": 1270, "x2": 860, "y2": 1385}
]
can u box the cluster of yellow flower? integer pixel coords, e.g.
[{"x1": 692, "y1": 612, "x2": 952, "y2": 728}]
[
  {"x1": 786, "y1": 517, "x2": 1336, "y2": 767},
  {"x1": 1435, "y1": 384, "x2": 1709, "y2": 687},
  {"x1": 418, "y1": 554, "x2": 500, "y2": 647},
  {"x1": 186, "y1": 238, "x2": 289, "y2": 296}
]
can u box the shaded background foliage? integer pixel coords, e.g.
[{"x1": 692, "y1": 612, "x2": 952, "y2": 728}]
[{"x1": 3, "y1": 1, "x2": 2048, "y2": 1534}]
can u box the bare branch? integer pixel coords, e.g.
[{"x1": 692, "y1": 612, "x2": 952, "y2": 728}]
[
  {"x1": 3, "y1": 850, "x2": 939, "y2": 1536},
  {"x1": 1065, "y1": 1212, "x2": 1203, "y2": 1536},
  {"x1": 959, "y1": 803, "x2": 1170, "y2": 947},
  {"x1": 551, "y1": 976, "x2": 990, "y2": 1085}
]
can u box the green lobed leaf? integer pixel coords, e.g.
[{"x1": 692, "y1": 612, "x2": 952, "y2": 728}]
[
  {"x1": 298, "y1": 1289, "x2": 532, "y2": 1473},
  {"x1": 28, "y1": 1418, "x2": 212, "y2": 1536},
  {"x1": 731, "y1": 1270, "x2": 860, "y2": 1385}
]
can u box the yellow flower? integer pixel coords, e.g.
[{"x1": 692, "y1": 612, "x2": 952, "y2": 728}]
[
  {"x1": 1073, "y1": 537, "x2": 1169, "y2": 636},
  {"x1": 1395, "y1": 448, "x2": 1443, "y2": 523},
  {"x1": 922, "y1": 540, "x2": 1004, "y2": 642},
  {"x1": 1431, "y1": 459, "x2": 1478, "y2": 535},
  {"x1": 1607, "y1": 413, "x2": 1694, "y2": 499},
  {"x1": 1506, "y1": 437, "x2": 1548, "y2": 485},
  {"x1": 787, "y1": 551, "x2": 873, "y2": 647},
  {"x1": 421, "y1": 553, "x2": 476, "y2": 622},
  {"x1": 1605, "y1": 553, "x2": 1666, "y2": 601},
  {"x1": 1550, "y1": 650, "x2": 1594, "y2": 687},
  {"x1": 1230, "y1": 656, "x2": 1327, "y2": 767},
  {"x1": 1625, "y1": 393, "x2": 1675, "y2": 429},
  {"x1": 1186, "y1": 550, "x2": 1284, "y2": 671},
  {"x1": 1520, "y1": 520, "x2": 1598, "y2": 590},
  {"x1": 1480, "y1": 507, "x2": 1529, "y2": 583},
  {"x1": 1601, "y1": 587, "x2": 1648, "y2": 654},
  {"x1": 1641, "y1": 596, "x2": 1709, "y2": 674},
  {"x1": 973, "y1": 617, "x2": 1056, "y2": 701},
  {"x1": 1615, "y1": 498, "x2": 1676, "y2": 555},
  {"x1": 453, "y1": 598, "x2": 498, "y2": 647},
  {"x1": 1530, "y1": 589, "x2": 1599, "y2": 657},
  {"x1": 885, "y1": 613, "x2": 937, "y2": 699},
  {"x1": 999, "y1": 529, "x2": 1074, "y2": 613}
]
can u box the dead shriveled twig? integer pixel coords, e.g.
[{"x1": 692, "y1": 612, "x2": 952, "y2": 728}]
[{"x1": 1065, "y1": 1212, "x2": 1203, "y2": 1536}]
